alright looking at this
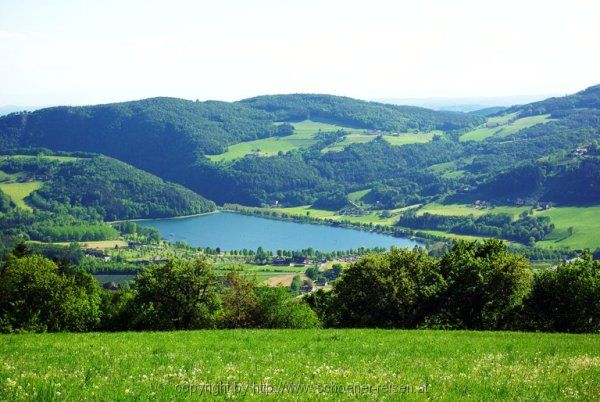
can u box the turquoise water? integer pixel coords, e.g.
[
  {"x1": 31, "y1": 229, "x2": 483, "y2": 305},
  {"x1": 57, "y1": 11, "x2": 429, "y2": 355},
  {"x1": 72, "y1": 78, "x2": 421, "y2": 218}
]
[{"x1": 136, "y1": 211, "x2": 421, "y2": 252}]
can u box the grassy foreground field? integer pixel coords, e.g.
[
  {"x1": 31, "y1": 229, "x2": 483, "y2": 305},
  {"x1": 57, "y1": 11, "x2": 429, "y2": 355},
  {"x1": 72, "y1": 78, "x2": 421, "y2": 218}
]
[{"x1": 1, "y1": 330, "x2": 598, "y2": 400}]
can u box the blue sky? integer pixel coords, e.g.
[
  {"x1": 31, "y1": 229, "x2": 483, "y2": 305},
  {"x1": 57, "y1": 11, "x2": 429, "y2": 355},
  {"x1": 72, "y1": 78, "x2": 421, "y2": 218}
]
[{"x1": 1, "y1": 0, "x2": 599, "y2": 105}]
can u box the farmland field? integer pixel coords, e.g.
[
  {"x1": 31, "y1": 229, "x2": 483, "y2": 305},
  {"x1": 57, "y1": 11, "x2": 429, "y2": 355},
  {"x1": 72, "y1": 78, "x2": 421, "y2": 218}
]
[
  {"x1": 383, "y1": 131, "x2": 441, "y2": 146},
  {"x1": 417, "y1": 203, "x2": 530, "y2": 219},
  {"x1": 0, "y1": 181, "x2": 42, "y2": 211},
  {"x1": 459, "y1": 114, "x2": 552, "y2": 142},
  {"x1": 52, "y1": 240, "x2": 129, "y2": 249},
  {"x1": 207, "y1": 120, "x2": 362, "y2": 162},
  {"x1": 286, "y1": 120, "x2": 363, "y2": 135},
  {"x1": 273, "y1": 205, "x2": 401, "y2": 226},
  {"x1": 413, "y1": 203, "x2": 600, "y2": 249},
  {"x1": 207, "y1": 132, "x2": 317, "y2": 162},
  {"x1": 0, "y1": 330, "x2": 598, "y2": 400},
  {"x1": 0, "y1": 154, "x2": 81, "y2": 163},
  {"x1": 536, "y1": 206, "x2": 600, "y2": 249},
  {"x1": 323, "y1": 131, "x2": 440, "y2": 152}
]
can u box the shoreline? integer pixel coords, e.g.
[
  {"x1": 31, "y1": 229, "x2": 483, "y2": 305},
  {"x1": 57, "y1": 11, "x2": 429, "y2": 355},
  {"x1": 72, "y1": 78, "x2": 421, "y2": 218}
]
[
  {"x1": 218, "y1": 206, "x2": 434, "y2": 246},
  {"x1": 108, "y1": 210, "x2": 220, "y2": 224}
]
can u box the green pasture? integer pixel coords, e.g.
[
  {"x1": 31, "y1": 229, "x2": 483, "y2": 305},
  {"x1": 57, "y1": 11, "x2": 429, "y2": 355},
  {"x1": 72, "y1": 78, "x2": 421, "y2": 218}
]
[
  {"x1": 323, "y1": 131, "x2": 440, "y2": 152},
  {"x1": 285, "y1": 119, "x2": 363, "y2": 135},
  {"x1": 207, "y1": 133, "x2": 317, "y2": 162},
  {"x1": 0, "y1": 181, "x2": 43, "y2": 211},
  {"x1": 536, "y1": 206, "x2": 600, "y2": 250},
  {"x1": 207, "y1": 120, "x2": 364, "y2": 162},
  {"x1": 460, "y1": 114, "x2": 552, "y2": 142},
  {"x1": 417, "y1": 203, "x2": 530, "y2": 219},
  {"x1": 1, "y1": 330, "x2": 597, "y2": 400},
  {"x1": 0, "y1": 154, "x2": 80, "y2": 163}
]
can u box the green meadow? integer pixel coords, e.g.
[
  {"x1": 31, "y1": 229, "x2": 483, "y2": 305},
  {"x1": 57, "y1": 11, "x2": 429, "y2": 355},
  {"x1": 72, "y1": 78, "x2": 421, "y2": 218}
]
[
  {"x1": 323, "y1": 131, "x2": 441, "y2": 152},
  {"x1": 0, "y1": 181, "x2": 42, "y2": 211},
  {"x1": 0, "y1": 154, "x2": 80, "y2": 163},
  {"x1": 0, "y1": 330, "x2": 598, "y2": 400},
  {"x1": 460, "y1": 114, "x2": 552, "y2": 142},
  {"x1": 286, "y1": 119, "x2": 363, "y2": 135},
  {"x1": 322, "y1": 133, "x2": 376, "y2": 152},
  {"x1": 207, "y1": 132, "x2": 317, "y2": 162},
  {"x1": 208, "y1": 121, "x2": 443, "y2": 160},
  {"x1": 208, "y1": 120, "x2": 362, "y2": 162},
  {"x1": 415, "y1": 203, "x2": 600, "y2": 249},
  {"x1": 383, "y1": 131, "x2": 441, "y2": 146},
  {"x1": 536, "y1": 206, "x2": 600, "y2": 249},
  {"x1": 417, "y1": 202, "x2": 530, "y2": 219},
  {"x1": 273, "y1": 205, "x2": 400, "y2": 226}
]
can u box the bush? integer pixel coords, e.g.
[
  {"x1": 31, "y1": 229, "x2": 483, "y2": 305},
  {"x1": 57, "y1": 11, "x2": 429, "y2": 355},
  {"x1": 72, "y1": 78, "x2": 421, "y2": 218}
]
[
  {"x1": 0, "y1": 255, "x2": 102, "y2": 332},
  {"x1": 129, "y1": 258, "x2": 222, "y2": 330},
  {"x1": 432, "y1": 240, "x2": 532, "y2": 330},
  {"x1": 333, "y1": 247, "x2": 441, "y2": 328},
  {"x1": 328, "y1": 240, "x2": 533, "y2": 330},
  {"x1": 254, "y1": 287, "x2": 321, "y2": 329},
  {"x1": 522, "y1": 254, "x2": 600, "y2": 332}
]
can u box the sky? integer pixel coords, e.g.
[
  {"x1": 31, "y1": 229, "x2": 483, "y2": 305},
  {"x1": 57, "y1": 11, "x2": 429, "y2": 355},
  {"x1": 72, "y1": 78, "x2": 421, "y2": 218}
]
[{"x1": 0, "y1": 0, "x2": 599, "y2": 106}]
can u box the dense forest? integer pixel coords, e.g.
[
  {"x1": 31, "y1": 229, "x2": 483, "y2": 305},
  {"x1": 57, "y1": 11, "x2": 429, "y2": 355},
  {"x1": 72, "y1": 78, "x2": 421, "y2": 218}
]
[{"x1": 240, "y1": 94, "x2": 484, "y2": 131}]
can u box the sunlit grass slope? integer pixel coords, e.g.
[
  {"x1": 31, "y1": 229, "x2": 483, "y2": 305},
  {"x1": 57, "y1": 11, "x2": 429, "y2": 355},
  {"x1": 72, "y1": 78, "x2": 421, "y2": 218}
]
[{"x1": 0, "y1": 330, "x2": 598, "y2": 400}]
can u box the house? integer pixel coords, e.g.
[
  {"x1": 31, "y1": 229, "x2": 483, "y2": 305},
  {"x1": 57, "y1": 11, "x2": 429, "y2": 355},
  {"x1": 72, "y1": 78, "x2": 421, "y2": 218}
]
[
  {"x1": 271, "y1": 256, "x2": 290, "y2": 266},
  {"x1": 300, "y1": 284, "x2": 314, "y2": 293},
  {"x1": 315, "y1": 279, "x2": 328, "y2": 287},
  {"x1": 485, "y1": 122, "x2": 500, "y2": 128},
  {"x1": 569, "y1": 146, "x2": 589, "y2": 158},
  {"x1": 86, "y1": 248, "x2": 106, "y2": 257}
]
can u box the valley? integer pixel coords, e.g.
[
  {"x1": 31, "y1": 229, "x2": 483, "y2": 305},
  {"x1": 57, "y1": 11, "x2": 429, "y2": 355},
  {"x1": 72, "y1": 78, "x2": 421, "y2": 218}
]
[{"x1": 2, "y1": 2, "x2": 599, "y2": 401}]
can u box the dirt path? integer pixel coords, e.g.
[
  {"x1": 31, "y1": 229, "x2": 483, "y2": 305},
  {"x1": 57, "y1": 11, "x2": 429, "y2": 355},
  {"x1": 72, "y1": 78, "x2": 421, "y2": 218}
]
[{"x1": 262, "y1": 274, "x2": 309, "y2": 287}]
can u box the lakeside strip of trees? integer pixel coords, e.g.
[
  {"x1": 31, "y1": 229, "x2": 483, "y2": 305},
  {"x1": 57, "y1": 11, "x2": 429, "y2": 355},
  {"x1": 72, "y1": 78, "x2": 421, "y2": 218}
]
[{"x1": 1, "y1": 240, "x2": 598, "y2": 333}]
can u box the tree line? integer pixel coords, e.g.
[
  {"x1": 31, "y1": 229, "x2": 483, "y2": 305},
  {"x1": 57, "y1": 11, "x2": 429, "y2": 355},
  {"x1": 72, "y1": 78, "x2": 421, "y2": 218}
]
[
  {"x1": 398, "y1": 211, "x2": 555, "y2": 245},
  {"x1": 308, "y1": 240, "x2": 599, "y2": 332},
  {"x1": 1, "y1": 240, "x2": 598, "y2": 333}
]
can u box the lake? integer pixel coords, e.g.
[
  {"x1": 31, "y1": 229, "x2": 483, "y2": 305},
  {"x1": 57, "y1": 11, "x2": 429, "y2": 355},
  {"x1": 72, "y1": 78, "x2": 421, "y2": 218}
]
[{"x1": 136, "y1": 211, "x2": 421, "y2": 252}]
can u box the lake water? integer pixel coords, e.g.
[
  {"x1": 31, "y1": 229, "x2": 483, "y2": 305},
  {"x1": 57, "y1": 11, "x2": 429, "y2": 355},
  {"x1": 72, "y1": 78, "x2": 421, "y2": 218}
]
[{"x1": 136, "y1": 211, "x2": 421, "y2": 252}]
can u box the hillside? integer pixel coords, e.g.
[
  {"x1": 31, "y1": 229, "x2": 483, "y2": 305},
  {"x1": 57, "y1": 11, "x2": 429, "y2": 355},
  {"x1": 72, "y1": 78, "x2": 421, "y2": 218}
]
[
  {"x1": 239, "y1": 93, "x2": 483, "y2": 131},
  {"x1": 0, "y1": 95, "x2": 483, "y2": 205},
  {"x1": 0, "y1": 88, "x2": 597, "y2": 213},
  {"x1": 0, "y1": 154, "x2": 214, "y2": 220},
  {"x1": 0, "y1": 153, "x2": 215, "y2": 242}
]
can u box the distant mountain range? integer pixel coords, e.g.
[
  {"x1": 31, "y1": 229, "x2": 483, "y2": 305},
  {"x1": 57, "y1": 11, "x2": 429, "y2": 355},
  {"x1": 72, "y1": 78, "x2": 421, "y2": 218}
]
[{"x1": 373, "y1": 94, "x2": 560, "y2": 112}]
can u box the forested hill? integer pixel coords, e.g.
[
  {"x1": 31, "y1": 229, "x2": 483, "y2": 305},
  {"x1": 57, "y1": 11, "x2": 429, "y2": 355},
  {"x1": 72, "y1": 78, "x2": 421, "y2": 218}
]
[
  {"x1": 239, "y1": 94, "x2": 484, "y2": 131},
  {"x1": 0, "y1": 94, "x2": 481, "y2": 158},
  {"x1": 0, "y1": 154, "x2": 215, "y2": 220},
  {"x1": 507, "y1": 84, "x2": 600, "y2": 116},
  {"x1": 0, "y1": 97, "x2": 277, "y2": 158},
  {"x1": 0, "y1": 87, "x2": 598, "y2": 208}
]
